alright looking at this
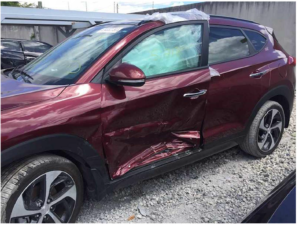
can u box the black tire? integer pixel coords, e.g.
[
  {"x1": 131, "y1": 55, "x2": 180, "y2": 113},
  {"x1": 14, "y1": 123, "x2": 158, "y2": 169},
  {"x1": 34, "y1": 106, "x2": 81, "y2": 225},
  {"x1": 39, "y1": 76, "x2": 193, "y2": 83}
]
[
  {"x1": 240, "y1": 101, "x2": 285, "y2": 158},
  {"x1": 1, "y1": 154, "x2": 84, "y2": 223}
]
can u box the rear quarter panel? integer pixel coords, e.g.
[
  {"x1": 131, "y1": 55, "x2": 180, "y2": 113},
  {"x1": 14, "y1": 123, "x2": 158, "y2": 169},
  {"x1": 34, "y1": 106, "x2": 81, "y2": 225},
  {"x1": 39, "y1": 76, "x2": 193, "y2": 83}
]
[{"x1": 203, "y1": 19, "x2": 293, "y2": 143}]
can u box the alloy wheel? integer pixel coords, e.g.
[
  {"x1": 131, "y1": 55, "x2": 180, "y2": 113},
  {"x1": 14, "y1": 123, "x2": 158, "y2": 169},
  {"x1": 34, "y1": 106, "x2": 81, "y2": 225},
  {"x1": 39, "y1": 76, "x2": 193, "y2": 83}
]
[
  {"x1": 257, "y1": 109, "x2": 283, "y2": 152},
  {"x1": 9, "y1": 171, "x2": 76, "y2": 223}
]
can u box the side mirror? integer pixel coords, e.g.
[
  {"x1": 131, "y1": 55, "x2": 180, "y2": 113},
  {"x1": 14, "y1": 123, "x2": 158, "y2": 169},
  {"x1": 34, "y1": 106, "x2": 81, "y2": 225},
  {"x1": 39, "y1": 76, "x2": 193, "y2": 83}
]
[{"x1": 108, "y1": 63, "x2": 146, "y2": 87}]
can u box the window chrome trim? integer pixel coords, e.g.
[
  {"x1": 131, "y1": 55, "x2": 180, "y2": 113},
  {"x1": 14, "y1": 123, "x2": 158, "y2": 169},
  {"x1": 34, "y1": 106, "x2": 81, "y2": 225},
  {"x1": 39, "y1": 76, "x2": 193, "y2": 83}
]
[{"x1": 118, "y1": 79, "x2": 145, "y2": 83}]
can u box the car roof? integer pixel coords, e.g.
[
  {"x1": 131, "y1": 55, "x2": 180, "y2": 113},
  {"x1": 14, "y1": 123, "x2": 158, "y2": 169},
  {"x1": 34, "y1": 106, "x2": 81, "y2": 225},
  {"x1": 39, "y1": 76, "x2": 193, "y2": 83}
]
[
  {"x1": 209, "y1": 16, "x2": 264, "y2": 32},
  {"x1": 1, "y1": 38, "x2": 52, "y2": 46},
  {"x1": 210, "y1": 15, "x2": 257, "y2": 24},
  {"x1": 106, "y1": 14, "x2": 264, "y2": 32},
  {"x1": 105, "y1": 20, "x2": 142, "y2": 25},
  {"x1": 1, "y1": 38, "x2": 27, "y2": 42}
]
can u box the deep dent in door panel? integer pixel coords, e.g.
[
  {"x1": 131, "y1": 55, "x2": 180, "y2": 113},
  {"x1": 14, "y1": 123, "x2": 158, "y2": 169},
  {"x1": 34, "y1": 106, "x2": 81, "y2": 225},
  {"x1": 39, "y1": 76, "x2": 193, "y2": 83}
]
[
  {"x1": 111, "y1": 130, "x2": 200, "y2": 177},
  {"x1": 101, "y1": 69, "x2": 211, "y2": 178},
  {"x1": 103, "y1": 100, "x2": 205, "y2": 178}
]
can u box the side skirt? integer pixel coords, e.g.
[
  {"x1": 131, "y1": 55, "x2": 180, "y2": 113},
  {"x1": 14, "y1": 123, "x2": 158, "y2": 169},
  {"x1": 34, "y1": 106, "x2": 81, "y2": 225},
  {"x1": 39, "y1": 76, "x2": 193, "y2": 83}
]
[{"x1": 94, "y1": 136, "x2": 244, "y2": 200}]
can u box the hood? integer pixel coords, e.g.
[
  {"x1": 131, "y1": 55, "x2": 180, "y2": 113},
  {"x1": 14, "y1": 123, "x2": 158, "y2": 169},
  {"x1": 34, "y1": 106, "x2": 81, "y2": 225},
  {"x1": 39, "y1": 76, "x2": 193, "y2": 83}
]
[{"x1": 1, "y1": 75, "x2": 66, "y2": 111}]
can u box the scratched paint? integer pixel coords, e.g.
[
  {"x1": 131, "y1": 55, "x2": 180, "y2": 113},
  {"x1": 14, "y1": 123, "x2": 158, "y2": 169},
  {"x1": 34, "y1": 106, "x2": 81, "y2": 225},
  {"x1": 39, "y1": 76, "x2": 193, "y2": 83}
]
[{"x1": 113, "y1": 131, "x2": 200, "y2": 177}]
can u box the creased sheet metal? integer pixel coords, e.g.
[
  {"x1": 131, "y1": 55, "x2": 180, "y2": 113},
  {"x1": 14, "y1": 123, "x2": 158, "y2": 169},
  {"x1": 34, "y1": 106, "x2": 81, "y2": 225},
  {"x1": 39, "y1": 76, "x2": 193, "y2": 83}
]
[{"x1": 113, "y1": 131, "x2": 200, "y2": 177}]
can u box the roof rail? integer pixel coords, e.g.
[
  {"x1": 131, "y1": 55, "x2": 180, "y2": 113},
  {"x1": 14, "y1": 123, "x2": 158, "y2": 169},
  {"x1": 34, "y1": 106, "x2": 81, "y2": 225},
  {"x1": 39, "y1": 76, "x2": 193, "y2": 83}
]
[{"x1": 210, "y1": 15, "x2": 258, "y2": 24}]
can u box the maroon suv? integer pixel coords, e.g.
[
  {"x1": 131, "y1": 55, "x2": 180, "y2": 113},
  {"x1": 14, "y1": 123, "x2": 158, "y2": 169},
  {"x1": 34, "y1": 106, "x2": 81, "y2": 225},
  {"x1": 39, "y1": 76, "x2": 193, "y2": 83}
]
[{"x1": 1, "y1": 15, "x2": 295, "y2": 223}]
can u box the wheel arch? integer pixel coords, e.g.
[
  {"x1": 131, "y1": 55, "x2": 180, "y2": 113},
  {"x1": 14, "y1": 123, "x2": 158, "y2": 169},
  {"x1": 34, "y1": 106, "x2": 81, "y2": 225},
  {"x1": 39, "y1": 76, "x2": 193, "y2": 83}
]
[
  {"x1": 246, "y1": 85, "x2": 294, "y2": 132},
  {"x1": 269, "y1": 95, "x2": 291, "y2": 128},
  {"x1": 1, "y1": 134, "x2": 110, "y2": 199}
]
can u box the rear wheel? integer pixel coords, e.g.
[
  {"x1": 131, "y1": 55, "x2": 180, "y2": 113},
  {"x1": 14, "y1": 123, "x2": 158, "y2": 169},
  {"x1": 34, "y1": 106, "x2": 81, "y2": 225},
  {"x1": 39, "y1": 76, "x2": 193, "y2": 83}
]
[
  {"x1": 1, "y1": 154, "x2": 84, "y2": 223},
  {"x1": 240, "y1": 101, "x2": 285, "y2": 157}
]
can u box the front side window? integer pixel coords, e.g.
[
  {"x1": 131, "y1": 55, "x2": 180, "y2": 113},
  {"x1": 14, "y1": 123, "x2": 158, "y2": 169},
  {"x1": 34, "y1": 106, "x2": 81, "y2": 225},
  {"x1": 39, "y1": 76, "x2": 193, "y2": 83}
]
[
  {"x1": 17, "y1": 24, "x2": 136, "y2": 85},
  {"x1": 22, "y1": 41, "x2": 52, "y2": 53},
  {"x1": 121, "y1": 24, "x2": 202, "y2": 78},
  {"x1": 209, "y1": 27, "x2": 250, "y2": 64},
  {"x1": 1, "y1": 41, "x2": 22, "y2": 52},
  {"x1": 244, "y1": 30, "x2": 266, "y2": 51}
]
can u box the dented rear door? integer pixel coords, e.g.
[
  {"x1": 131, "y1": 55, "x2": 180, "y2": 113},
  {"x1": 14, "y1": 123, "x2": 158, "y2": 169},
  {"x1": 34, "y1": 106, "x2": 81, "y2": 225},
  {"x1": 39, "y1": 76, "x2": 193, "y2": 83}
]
[{"x1": 101, "y1": 21, "x2": 210, "y2": 178}]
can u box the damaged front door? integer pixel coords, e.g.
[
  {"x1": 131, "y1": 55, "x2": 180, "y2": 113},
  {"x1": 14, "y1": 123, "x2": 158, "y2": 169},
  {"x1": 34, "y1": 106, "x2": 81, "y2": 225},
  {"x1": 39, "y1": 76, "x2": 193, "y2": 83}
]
[{"x1": 101, "y1": 21, "x2": 210, "y2": 178}]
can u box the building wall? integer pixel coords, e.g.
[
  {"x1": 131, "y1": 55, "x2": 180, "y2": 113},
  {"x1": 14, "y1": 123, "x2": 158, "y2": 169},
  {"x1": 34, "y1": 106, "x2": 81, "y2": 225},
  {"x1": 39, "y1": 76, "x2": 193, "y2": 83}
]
[
  {"x1": 1, "y1": 25, "x2": 58, "y2": 45},
  {"x1": 1, "y1": 25, "x2": 35, "y2": 40},
  {"x1": 135, "y1": 2, "x2": 296, "y2": 56},
  {"x1": 38, "y1": 26, "x2": 58, "y2": 46},
  {"x1": 1, "y1": 2, "x2": 295, "y2": 56},
  {"x1": 1, "y1": 24, "x2": 90, "y2": 46}
]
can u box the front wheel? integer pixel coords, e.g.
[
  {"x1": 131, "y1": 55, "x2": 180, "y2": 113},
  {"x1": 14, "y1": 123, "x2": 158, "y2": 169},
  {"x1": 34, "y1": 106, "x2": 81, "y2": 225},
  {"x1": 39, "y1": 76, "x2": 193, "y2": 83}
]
[
  {"x1": 1, "y1": 154, "x2": 84, "y2": 223},
  {"x1": 240, "y1": 101, "x2": 285, "y2": 157}
]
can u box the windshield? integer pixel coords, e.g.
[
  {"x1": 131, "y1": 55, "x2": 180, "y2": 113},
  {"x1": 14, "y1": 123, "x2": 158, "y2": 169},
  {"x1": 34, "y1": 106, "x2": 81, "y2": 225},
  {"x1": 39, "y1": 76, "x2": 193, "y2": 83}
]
[{"x1": 15, "y1": 24, "x2": 136, "y2": 85}]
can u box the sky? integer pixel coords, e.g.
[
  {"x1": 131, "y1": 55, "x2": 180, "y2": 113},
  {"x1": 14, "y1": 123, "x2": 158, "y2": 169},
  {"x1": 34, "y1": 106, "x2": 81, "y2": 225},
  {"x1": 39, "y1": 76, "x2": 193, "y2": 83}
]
[{"x1": 19, "y1": 0, "x2": 199, "y2": 14}]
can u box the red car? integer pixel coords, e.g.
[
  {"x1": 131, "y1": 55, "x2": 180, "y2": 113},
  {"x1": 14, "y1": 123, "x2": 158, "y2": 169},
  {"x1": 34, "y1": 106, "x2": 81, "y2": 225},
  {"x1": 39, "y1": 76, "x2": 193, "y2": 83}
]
[{"x1": 1, "y1": 15, "x2": 295, "y2": 223}]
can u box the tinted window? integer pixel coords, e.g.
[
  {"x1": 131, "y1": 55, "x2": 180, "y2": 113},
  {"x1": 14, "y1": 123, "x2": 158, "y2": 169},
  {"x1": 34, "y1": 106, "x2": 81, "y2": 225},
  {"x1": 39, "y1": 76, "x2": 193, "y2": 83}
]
[
  {"x1": 20, "y1": 24, "x2": 136, "y2": 85},
  {"x1": 1, "y1": 41, "x2": 22, "y2": 51},
  {"x1": 244, "y1": 30, "x2": 266, "y2": 51},
  {"x1": 121, "y1": 24, "x2": 202, "y2": 78},
  {"x1": 22, "y1": 41, "x2": 52, "y2": 53},
  {"x1": 209, "y1": 27, "x2": 250, "y2": 64}
]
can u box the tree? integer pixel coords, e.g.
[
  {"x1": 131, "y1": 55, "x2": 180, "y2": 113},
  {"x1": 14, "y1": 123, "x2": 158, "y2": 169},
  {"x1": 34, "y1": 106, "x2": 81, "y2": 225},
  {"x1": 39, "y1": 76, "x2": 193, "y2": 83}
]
[
  {"x1": 1, "y1": 1, "x2": 36, "y2": 8},
  {"x1": 1, "y1": 2, "x2": 20, "y2": 7},
  {"x1": 21, "y1": 2, "x2": 36, "y2": 7}
]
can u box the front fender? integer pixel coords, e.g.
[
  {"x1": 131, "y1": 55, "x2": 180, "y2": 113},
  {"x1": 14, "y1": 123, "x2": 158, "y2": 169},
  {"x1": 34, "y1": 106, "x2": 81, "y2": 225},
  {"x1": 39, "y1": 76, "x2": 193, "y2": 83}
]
[{"x1": 1, "y1": 134, "x2": 110, "y2": 199}]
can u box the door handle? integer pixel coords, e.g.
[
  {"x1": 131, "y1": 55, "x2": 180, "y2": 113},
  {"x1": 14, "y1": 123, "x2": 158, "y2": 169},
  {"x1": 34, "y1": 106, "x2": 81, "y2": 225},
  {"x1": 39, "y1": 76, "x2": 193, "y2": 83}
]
[
  {"x1": 183, "y1": 89, "x2": 207, "y2": 98},
  {"x1": 250, "y1": 70, "x2": 269, "y2": 78}
]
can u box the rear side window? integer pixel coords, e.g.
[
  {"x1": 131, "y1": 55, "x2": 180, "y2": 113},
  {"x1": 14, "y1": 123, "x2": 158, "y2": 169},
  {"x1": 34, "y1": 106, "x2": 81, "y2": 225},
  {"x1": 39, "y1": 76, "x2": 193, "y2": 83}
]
[
  {"x1": 22, "y1": 41, "x2": 52, "y2": 53},
  {"x1": 209, "y1": 27, "x2": 250, "y2": 64},
  {"x1": 244, "y1": 30, "x2": 266, "y2": 51},
  {"x1": 1, "y1": 41, "x2": 22, "y2": 52},
  {"x1": 121, "y1": 24, "x2": 202, "y2": 78}
]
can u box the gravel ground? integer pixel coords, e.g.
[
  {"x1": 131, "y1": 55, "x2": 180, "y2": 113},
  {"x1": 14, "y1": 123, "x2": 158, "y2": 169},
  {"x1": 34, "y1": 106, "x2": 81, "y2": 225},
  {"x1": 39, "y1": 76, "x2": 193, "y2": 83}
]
[{"x1": 77, "y1": 102, "x2": 296, "y2": 223}]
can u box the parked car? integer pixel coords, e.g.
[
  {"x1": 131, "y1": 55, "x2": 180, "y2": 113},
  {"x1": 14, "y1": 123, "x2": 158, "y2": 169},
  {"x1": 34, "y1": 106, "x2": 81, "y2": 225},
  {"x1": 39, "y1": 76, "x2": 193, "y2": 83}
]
[
  {"x1": 1, "y1": 14, "x2": 295, "y2": 223},
  {"x1": 1, "y1": 38, "x2": 52, "y2": 69},
  {"x1": 242, "y1": 170, "x2": 296, "y2": 223}
]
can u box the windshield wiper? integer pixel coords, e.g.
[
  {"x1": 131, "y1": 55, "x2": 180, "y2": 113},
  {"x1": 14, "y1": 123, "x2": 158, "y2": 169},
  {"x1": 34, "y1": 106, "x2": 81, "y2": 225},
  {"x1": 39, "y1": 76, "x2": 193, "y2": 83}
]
[
  {"x1": 12, "y1": 67, "x2": 34, "y2": 83},
  {"x1": 20, "y1": 70, "x2": 34, "y2": 83},
  {"x1": 9, "y1": 65, "x2": 23, "y2": 79}
]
